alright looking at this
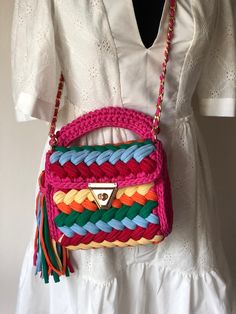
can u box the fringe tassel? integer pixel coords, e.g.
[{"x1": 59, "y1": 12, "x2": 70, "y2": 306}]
[{"x1": 33, "y1": 188, "x2": 74, "y2": 284}]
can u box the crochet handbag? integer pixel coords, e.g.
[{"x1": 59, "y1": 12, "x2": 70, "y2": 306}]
[{"x1": 33, "y1": 0, "x2": 177, "y2": 283}]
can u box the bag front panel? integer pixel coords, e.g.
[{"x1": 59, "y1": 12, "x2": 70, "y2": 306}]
[{"x1": 43, "y1": 139, "x2": 173, "y2": 249}]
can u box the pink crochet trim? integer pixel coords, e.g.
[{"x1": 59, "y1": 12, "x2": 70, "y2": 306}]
[{"x1": 54, "y1": 107, "x2": 153, "y2": 147}]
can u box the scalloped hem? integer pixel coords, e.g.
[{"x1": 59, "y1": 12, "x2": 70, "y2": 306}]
[{"x1": 15, "y1": 241, "x2": 233, "y2": 314}]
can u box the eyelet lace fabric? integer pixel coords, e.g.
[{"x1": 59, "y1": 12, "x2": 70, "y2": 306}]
[{"x1": 12, "y1": 0, "x2": 235, "y2": 313}]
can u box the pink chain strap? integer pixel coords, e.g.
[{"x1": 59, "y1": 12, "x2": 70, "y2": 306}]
[
  {"x1": 49, "y1": 0, "x2": 177, "y2": 147},
  {"x1": 49, "y1": 74, "x2": 64, "y2": 146},
  {"x1": 152, "y1": 0, "x2": 177, "y2": 139}
]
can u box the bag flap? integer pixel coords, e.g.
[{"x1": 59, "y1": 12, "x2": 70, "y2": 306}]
[{"x1": 45, "y1": 139, "x2": 165, "y2": 189}]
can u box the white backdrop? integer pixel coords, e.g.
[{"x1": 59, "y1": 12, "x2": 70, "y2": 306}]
[{"x1": 0, "y1": 1, "x2": 236, "y2": 313}]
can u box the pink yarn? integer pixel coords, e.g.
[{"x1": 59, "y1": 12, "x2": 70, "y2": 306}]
[
  {"x1": 56, "y1": 107, "x2": 154, "y2": 147},
  {"x1": 42, "y1": 106, "x2": 173, "y2": 241}
]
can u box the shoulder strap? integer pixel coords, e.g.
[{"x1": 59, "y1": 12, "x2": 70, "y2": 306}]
[
  {"x1": 49, "y1": 0, "x2": 177, "y2": 146},
  {"x1": 152, "y1": 0, "x2": 177, "y2": 140}
]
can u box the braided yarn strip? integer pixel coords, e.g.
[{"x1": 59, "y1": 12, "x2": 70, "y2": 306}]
[
  {"x1": 49, "y1": 156, "x2": 156, "y2": 179},
  {"x1": 53, "y1": 182, "x2": 157, "y2": 214},
  {"x1": 54, "y1": 139, "x2": 152, "y2": 153},
  {"x1": 55, "y1": 199, "x2": 157, "y2": 229},
  {"x1": 57, "y1": 212, "x2": 159, "y2": 237},
  {"x1": 50, "y1": 143, "x2": 155, "y2": 165},
  {"x1": 60, "y1": 222, "x2": 161, "y2": 248},
  {"x1": 63, "y1": 234, "x2": 164, "y2": 250},
  {"x1": 49, "y1": 144, "x2": 156, "y2": 179},
  {"x1": 55, "y1": 199, "x2": 158, "y2": 234}
]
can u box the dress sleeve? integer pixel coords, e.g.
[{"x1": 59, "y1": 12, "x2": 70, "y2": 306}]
[
  {"x1": 196, "y1": 0, "x2": 236, "y2": 117},
  {"x1": 11, "y1": 0, "x2": 62, "y2": 123}
]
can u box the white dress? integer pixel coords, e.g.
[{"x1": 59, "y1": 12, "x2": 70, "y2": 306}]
[{"x1": 11, "y1": 0, "x2": 236, "y2": 313}]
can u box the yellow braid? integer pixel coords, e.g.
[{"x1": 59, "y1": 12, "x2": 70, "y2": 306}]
[
  {"x1": 62, "y1": 235, "x2": 164, "y2": 250},
  {"x1": 53, "y1": 182, "x2": 155, "y2": 205},
  {"x1": 74, "y1": 189, "x2": 91, "y2": 204}
]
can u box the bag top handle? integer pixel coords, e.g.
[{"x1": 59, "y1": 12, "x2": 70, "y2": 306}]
[
  {"x1": 56, "y1": 106, "x2": 155, "y2": 147},
  {"x1": 48, "y1": 0, "x2": 177, "y2": 147}
]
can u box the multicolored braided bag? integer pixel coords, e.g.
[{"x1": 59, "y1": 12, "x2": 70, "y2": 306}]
[{"x1": 33, "y1": 0, "x2": 177, "y2": 283}]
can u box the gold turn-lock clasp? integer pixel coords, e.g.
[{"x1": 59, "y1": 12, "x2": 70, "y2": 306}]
[{"x1": 88, "y1": 183, "x2": 118, "y2": 210}]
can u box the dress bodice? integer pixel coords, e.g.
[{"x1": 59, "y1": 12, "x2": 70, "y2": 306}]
[{"x1": 12, "y1": 0, "x2": 236, "y2": 127}]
